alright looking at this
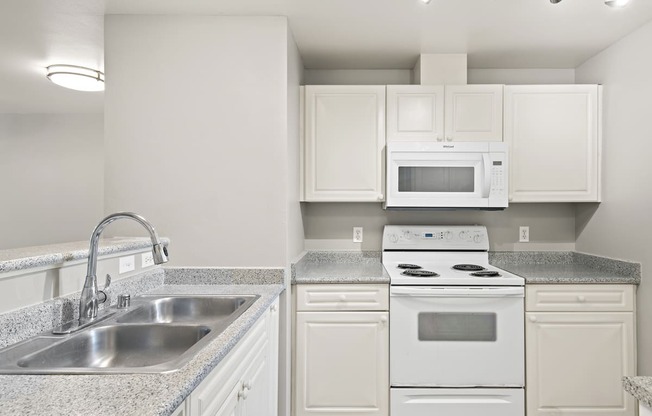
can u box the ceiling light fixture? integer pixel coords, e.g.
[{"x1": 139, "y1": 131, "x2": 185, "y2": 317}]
[
  {"x1": 550, "y1": 0, "x2": 631, "y2": 6},
  {"x1": 46, "y1": 64, "x2": 105, "y2": 92},
  {"x1": 420, "y1": 0, "x2": 432, "y2": 4},
  {"x1": 605, "y1": 0, "x2": 631, "y2": 7}
]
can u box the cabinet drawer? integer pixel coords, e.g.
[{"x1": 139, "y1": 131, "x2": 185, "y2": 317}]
[
  {"x1": 296, "y1": 284, "x2": 389, "y2": 311},
  {"x1": 526, "y1": 285, "x2": 634, "y2": 312}
]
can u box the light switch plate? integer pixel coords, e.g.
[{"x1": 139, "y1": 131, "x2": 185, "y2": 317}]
[{"x1": 119, "y1": 255, "x2": 136, "y2": 274}]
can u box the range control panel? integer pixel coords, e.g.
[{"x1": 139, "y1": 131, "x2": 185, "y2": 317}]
[{"x1": 382, "y1": 225, "x2": 490, "y2": 251}]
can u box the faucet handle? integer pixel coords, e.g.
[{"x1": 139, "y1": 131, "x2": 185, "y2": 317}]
[{"x1": 97, "y1": 274, "x2": 112, "y2": 304}]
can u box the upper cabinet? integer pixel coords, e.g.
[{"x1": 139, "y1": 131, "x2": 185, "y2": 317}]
[
  {"x1": 504, "y1": 85, "x2": 601, "y2": 203},
  {"x1": 303, "y1": 85, "x2": 386, "y2": 202},
  {"x1": 387, "y1": 85, "x2": 503, "y2": 142}
]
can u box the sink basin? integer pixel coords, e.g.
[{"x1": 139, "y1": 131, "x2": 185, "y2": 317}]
[
  {"x1": 17, "y1": 325, "x2": 210, "y2": 369},
  {"x1": 116, "y1": 296, "x2": 256, "y2": 324},
  {"x1": 0, "y1": 294, "x2": 260, "y2": 374}
]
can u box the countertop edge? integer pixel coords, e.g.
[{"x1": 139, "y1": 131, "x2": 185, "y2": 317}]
[{"x1": 624, "y1": 376, "x2": 652, "y2": 409}]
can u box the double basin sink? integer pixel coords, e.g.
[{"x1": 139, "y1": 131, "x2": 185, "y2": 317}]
[{"x1": 0, "y1": 294, "x2": 259, "y2": 374}]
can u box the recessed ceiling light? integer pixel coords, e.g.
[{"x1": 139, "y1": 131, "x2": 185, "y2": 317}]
[
  {"x1": 46, "y1": 65, "x2": 104, "y2": 92},
  {"x1": 420, "y1": 0, "x2": 432, "y2": 4},
  {"x1": 605, "y1": 0, "x2": 631, "y2": 7}
]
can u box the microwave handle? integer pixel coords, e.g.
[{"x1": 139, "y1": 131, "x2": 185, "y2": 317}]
[
  {"x1": 391, "y1": 286, "x2": 524, "y2": 298},
  {"x1": 482, "y1": 153, "x2": 492, "y2": 198}
]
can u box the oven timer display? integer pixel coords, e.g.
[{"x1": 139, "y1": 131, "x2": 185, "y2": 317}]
[{"x1": 422, "y1": 232, "x2": 444, "y2": 239}]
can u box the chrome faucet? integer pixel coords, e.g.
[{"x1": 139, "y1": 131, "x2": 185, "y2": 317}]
[{"x1": 78, "y1": 212, "x2": 168, "y2": 324}]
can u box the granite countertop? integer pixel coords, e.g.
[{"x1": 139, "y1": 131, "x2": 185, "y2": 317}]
[
  {"x1": 292, "y1": 250, "x2": 640, "y2": 286},
  {"x1": 0, "y1": 269, "x2": 284, "y2": 416},
  {"x1": 624, "y1": 376, "x2": 652, "y2": 408},
  {"x1": 490, "y1": 251, "x2": 641, "y2": 285},
  {"x1": 0, "y1": 237, "x2": 171, "y2": 274},
  {"x1": 292, "y1": 251, "x2": 389, "y2": 284}
]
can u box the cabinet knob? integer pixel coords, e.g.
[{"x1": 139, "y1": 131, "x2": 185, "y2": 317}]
[
  {"x1": 270, "y1": 304, "x2": 277, "y2": 312},
  {"x1": 529, "y1": 316, "x2": 537, "y2": 323},
  {"x1": 243, "y1": 381, "x2": 252, "y2": 390},
  {"x1": 377, "y1": 194, "x2": 384, "y2": 201},
  {"x1": 339, "y1": 294, "x2": 346, "y2": 301},
  {"x1": 446, "y1": 136, "x2": 453, "y2": 142},
  {"x1": 238, "y1": 388, "x2": 249, "y2": 400},
  {"x1": 577, "y1": 295, "x2": 586, "y2": 302},
  {"x1": 436, "y1": 136, "x2": 443, "y2": 142},
  {"x1": 380, "y1": 316, "x2": 388, "y2": 323}
]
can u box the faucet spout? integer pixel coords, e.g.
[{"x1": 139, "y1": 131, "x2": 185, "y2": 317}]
[{"x1": 79, "y1": 212, "x2": 168, "y2": 324}]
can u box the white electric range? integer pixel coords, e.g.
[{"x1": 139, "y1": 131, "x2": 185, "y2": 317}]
[{"x1": 383, "y1": 225, "x2": 525, "y2": 416}]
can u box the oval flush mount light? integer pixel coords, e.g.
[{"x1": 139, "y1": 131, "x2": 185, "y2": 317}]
[
  {"x1": 46, "y1": 65, "x2": 104, "y2": 92},
  {"x1": 605, "y1": 0, "x2": 631, "y2": 7}
]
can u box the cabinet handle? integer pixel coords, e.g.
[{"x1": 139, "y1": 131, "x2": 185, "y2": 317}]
[
  {"x1": 577, "y1": 295, "x2": 586, "y2": 302},
  {"x1": 529, "y1": 316, "x2": 537, "y2": 323}
]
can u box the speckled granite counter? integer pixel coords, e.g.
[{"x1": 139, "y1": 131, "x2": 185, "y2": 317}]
[
  {"x1": 292, "y1": 251, "x2": 389, "y2": 284},
  {"x1": 624, "y1": 377, "x2": 652, "y2": 408},
  {"x1": 0, "y1": 237, "x2": 171, "y2": 273},
  {"x1": 491, "y1": 251, "x2": 641, "y2": 284},
  {"x1": 0, "y1": 268, "x2": 284, "y2": 416}
]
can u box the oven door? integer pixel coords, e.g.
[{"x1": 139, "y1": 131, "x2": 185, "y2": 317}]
[{"x1": 390, "y1": 286, "x2": 524, "y2": 387}]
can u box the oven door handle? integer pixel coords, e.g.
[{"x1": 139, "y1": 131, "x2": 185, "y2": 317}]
[{"x1": 391, "y1": 286, "x2": 524, "y2": 298}]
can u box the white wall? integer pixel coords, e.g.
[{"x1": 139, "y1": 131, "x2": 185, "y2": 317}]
[
  {"x1": 0, "y1": 114, "x2": 104, "y2": 249},
  {"x1": 575, "y1": 19, "x2": 652, "y2": 375},
  {"x1": 104, "y1": 16, "x2": 291, "y2": 267},
  {"x1": 468, "y1": 68, "x2": 575, "y2": 84},
  {"x1": 303, "y1": 69, "x2": 411, "y2": 85}
]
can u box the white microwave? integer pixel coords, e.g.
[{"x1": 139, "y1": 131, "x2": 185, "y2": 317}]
[{"x1": 385, "y1": 141, "x2": 508, "y2": 209}]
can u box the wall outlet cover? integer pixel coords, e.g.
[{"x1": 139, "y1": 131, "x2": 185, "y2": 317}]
[
  {"x1": 519, "y1": 226, "x2": 530, "y2": 243},
  {"x1": 119, "y1": 255, "x2": 136, "y2": 274},
  {"x1": 353, "y1": 227, "x2": 363, "y2": 243},
  {"x1": 141, "y1": 252, "x2": 154, "y2": 268}
]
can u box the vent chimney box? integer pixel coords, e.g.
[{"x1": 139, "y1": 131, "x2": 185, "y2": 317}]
[{"x1": 413, "y1": 54, "x2": 467, "y2": 85}]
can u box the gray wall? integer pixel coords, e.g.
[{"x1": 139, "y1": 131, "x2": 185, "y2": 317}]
[
  {"x1": 575, "y1": 20, "x2": 652, "y2": 375},
  {"x1": 0, "y1": 114, "x2": 104, "y2": 249},
  {"x1": 104, "y1": 16, "x2": 292, "y2": 267}
]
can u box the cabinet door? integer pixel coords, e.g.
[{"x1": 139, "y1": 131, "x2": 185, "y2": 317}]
[
  {"x1": 295, "y1": 311, "x2": 389, "y2": 416},
  {"x1": 241, "y1": 337, "x2": 271, "y2": 416},
  {"x1": 212, "y1": 383, "x2": 242, "y2": 416},
  {"x1": 304, "y1": 86, "x2": 385, "y2": 202},
  {"x1": 386, "y1": 85, "x2": 444, "y2": 142},
  {"x1": 444, "y1": 85, "x2": 503, "y2": 142},
  {"x1": 526, "y1": 312, "x2": 635, "y2": 416},
  {"x1": 505, "y1": 85, "x2": 600, "y2": 202}
]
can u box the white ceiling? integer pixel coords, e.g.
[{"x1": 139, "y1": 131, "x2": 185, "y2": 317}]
[{"x1": 2, "y1": 0, "x2": 652, "y2": 113}]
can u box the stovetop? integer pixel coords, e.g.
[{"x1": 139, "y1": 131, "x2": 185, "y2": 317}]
[{"x1": 382, "y1": 225, "x2": 525, "y2": 287}]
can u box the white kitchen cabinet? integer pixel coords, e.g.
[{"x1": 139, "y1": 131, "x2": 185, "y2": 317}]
[
  {"x1": 293, "y1": 284, "x2": 389, "y2": 416},
  {"x1": 504, "y1": 85, "x2": 601, "y2": 202},
  {"x1": 386, "y1": 85, "x2": 445, "y2": 141},
  {"x1": 386, "y1": 85, "x2": 503, "y2": 142},
  {"x1": 172, "y1": 401, "x2": 189, "y2": 416},
  {"x1": 444, "y1": 85, "x2": 503, "y2": 142},
  {"x1": 190, "y1": 299, "x2": 279, "y2": 416},
  {"x1": 303, "y1": 85, "x2": 386, "y2": 202},
  {"x1": 525, "y1": 285, "x2": 635, "y2": 416}
]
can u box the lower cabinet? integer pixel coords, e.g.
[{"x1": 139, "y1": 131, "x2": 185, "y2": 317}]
[
  {"x1": 293, "y1": 284, "x2": 389, "y2": 416},
  {"x1": 173, "y1": 298, "x2": 280, "y2": 416},
  {"x1": 525, "y1": 285, "x2": 636, "y2": 416}
]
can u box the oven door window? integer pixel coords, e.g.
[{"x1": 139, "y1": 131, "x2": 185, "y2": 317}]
[{"x1": 418, "y1": 312, "x2": 497, "y2": 342}]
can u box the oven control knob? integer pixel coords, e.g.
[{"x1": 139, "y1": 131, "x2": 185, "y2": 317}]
[
  {"x1": 473, "y1": 234, "x2": 482, "y2": 243},
  {"x1": 388, "y1": 233, "x2": 399, "y2": 243},
  {"x1": 404, "y1": 231, "x2": 412, "y2": 240},
  {"x1": 459, "y1": 231, "x2": 466, "y2": 239},
  {"x1": 444, "y1": 231, "x2": 453, "y2": 240}
]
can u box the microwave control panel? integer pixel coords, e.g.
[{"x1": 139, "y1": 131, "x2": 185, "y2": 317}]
[{"x1": 490, "y1": 160, "x2": 506, "y2": 196}]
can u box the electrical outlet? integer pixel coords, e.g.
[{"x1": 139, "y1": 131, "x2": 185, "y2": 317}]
[
  {"x1": 142, "y1": 252, "x2": 154, "y2": 268},
  {"x1": 519, "y1": 226, "x2": 530, "y2": 243},
  {"x1": 353, "y1": 227, "x2": 363, "y2": 243},
  {"x1": 119, "y1": 255, "x2": 136, "y2": 274}
]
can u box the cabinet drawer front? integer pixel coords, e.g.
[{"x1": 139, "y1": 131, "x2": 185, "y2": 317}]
[
  {"x1": 526, "y1": 285, "x2": 634, "y2": 312},
  {"x1": 296, "y1": 284, "x2": 389, "y2": 311}
]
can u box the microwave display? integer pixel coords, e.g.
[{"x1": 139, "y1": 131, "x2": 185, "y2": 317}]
[{"x1": 398, "y1": 167, "x2": 474, "y2": 193}]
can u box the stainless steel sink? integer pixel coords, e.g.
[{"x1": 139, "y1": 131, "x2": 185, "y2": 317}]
[
  {"x1": 116, "y1": 296, "x2": 254, "y2": 324},
  {"x1": 0, "y1": 294, "x2": 259, "y2": 374},
  {"x1": 17, "y1": 325, "x2": 211, "y2": 369}
]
